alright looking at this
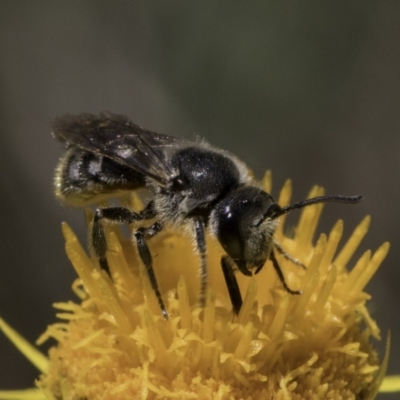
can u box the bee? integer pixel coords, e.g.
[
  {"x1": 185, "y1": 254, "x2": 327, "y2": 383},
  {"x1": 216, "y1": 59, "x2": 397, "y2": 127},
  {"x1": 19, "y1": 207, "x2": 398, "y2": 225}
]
[{"x1": 53, "y1": 111, "x2": 362, "y2": 319}]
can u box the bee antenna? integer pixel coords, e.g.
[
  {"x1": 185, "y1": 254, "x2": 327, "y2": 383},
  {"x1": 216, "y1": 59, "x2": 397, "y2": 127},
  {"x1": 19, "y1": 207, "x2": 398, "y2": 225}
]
[{"x1": 271, "y1": 194, "x2": 363, "y2": 219}]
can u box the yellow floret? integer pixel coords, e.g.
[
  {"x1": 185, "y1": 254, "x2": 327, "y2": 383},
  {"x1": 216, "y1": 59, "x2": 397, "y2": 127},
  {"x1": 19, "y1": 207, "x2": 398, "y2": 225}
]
[{"x1": 0, "y1": 174, "x2": 393, "y2": 400}]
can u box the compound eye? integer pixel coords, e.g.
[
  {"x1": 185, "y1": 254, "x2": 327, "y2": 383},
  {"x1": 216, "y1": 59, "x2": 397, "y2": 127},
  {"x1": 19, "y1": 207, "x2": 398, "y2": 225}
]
[
  {"x1": 214, "y1": 186, "x2": 275, "y2": 263},
  {"x1": 218, "y1": 215, "x2": 243, "y2": 261}
]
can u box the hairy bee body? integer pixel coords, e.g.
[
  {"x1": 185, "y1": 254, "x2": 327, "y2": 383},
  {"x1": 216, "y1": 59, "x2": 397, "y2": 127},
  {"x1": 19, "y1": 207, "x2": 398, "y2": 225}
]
[{"x1": 53, "y1": 112, "x2": 362, "y2": 318}]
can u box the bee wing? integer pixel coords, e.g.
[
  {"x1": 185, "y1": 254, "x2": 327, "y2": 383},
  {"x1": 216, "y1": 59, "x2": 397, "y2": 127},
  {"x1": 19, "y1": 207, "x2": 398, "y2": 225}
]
[{"x1": 52, "y1": 111, "x2": 183, "y2": 185}]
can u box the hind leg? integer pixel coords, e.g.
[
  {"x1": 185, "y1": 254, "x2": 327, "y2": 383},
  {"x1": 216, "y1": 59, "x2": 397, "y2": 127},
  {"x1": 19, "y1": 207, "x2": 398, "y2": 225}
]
[{"x1": 91, "y1": 201, "x2": 156, "y2": 272}]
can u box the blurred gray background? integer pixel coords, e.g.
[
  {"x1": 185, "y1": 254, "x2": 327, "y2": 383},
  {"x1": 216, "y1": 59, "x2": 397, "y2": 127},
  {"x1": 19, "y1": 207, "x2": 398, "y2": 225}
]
[{"x1": 0, "y1": 2, "x2": 399, "y2": 398}]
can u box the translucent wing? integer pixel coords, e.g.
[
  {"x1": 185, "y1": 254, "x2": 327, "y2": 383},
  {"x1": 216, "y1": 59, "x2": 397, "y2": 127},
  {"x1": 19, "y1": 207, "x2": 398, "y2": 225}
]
[{"x1": 52, "y1": 111, "x2": 183, "y2": 185}]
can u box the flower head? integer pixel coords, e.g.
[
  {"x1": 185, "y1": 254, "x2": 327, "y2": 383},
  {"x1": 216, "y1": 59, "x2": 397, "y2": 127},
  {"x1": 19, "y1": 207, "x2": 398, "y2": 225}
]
[{"x1": 0, "y1": 174, "x2": 392, "y2": 399}]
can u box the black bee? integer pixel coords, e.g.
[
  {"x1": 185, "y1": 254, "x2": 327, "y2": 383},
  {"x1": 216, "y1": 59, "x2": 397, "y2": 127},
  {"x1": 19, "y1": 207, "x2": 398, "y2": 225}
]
[{"x1": 53, "y1": 112, "x2": 362, "y2": 319}]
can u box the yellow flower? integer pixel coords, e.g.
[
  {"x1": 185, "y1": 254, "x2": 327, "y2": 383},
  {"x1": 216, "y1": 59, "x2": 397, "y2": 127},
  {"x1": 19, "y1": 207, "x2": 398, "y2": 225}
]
[{"x1": 0, "y1": 174, "x2": 396, "y2": 399}]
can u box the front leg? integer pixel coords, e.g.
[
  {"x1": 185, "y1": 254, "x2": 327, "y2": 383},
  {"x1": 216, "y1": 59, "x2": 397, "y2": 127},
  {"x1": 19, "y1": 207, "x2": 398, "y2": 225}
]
[
  {"x1": 270, "y1": 250, "x2": 302, "y2": 295},
  {"x1": 91, "y1": 201, "x2": 156, "y2": 272},
  {"x1": 273, "y1": 238, "x2": 306, "y2": 270}
]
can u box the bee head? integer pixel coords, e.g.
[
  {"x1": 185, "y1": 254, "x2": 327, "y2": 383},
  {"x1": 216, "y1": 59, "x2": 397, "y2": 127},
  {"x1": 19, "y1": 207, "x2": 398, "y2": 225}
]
[{"x1": 211, "y1": 186, "x2": 281, "y2": 276}]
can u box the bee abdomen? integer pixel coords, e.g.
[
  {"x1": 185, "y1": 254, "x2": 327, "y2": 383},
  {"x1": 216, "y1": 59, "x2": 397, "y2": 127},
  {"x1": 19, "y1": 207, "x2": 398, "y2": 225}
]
[{"x1": 54, "y1": 149, "x2": 146, "y2": 206}]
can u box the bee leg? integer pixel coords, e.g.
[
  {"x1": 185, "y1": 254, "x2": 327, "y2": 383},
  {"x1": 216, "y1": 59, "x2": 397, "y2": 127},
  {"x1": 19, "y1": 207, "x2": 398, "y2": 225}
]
[
  {"x1": 221, "y1": 255, "x2": 242, "y2": 315},
  {"x1": 92, "y1": 201, "x2": 157, "y2": 273},
  {"x1": 270, "y1": 250, "x2": 302, "y2": 295},
  {"x1": 134, "y1": 222, "x2": 169, "y2": 320},
  {"x1": 192, "y1": 217, "x2": 208, "y2": 307},
  {"x1": 273, "y1": 239, "x2": 306, "y2": 270}
]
